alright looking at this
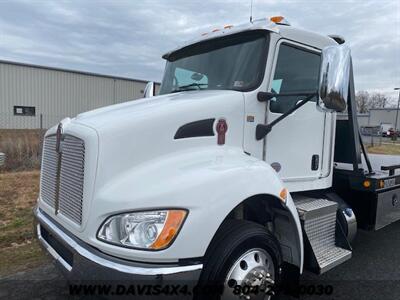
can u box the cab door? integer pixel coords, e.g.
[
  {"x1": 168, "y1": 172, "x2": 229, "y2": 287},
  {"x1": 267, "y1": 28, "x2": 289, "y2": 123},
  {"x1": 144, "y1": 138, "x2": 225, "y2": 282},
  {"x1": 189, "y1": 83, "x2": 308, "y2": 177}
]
[{"x1": 265, "y1": 41, "x2": 328, "y2": 189}]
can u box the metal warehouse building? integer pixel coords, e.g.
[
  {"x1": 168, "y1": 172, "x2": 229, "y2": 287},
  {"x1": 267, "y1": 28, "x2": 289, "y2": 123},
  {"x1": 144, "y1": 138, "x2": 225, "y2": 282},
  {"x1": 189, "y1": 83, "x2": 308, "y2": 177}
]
[
  {"x1": 368, "y1": 108, "x2": 400, "y2": 130},
  {"x1": 357, "y1": 108, "x2": 400, "y2": 131},
  {"x1": 0, "y1": 60, "x2": 159, "y2": 129},
  {"x1": 356, "y1": 113, "x2": 370, "y2": 127}
]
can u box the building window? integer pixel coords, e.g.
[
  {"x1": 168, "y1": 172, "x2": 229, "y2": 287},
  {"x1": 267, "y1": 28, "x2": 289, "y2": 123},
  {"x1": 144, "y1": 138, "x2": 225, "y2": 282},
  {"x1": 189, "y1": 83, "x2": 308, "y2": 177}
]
[{"x1": 13, "y1": 106, "x2": 36, "y2": 116}]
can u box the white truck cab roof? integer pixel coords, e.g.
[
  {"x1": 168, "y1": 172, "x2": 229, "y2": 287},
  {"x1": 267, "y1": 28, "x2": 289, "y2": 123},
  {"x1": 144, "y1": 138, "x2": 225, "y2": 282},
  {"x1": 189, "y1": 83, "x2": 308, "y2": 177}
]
[{"x1": 163, "y1": 17, "x2": 338, "y2": 59}]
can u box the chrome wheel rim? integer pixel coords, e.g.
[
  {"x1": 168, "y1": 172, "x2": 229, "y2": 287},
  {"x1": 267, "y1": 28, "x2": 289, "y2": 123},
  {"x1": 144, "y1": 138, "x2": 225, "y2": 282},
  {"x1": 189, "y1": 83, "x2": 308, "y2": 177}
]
[{"x1": 222, "y1": 248, "x2": 275, "y2": 300}]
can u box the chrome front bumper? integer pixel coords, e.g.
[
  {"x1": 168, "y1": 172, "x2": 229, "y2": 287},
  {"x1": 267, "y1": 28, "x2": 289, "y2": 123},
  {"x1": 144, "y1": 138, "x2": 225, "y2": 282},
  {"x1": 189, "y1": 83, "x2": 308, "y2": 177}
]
[{"x1": 34, "y1": 207, "x2": 203, "y2": 281}]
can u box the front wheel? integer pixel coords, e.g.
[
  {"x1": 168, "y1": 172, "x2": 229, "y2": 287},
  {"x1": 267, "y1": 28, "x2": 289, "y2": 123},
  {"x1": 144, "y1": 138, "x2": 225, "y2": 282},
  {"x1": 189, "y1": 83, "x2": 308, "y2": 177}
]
[{"x1": 197, "y1": 220, "x2": 282, "y2": 300}]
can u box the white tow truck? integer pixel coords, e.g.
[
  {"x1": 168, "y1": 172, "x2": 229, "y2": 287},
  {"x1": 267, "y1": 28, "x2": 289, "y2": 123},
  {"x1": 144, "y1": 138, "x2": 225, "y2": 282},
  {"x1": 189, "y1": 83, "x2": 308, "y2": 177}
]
[{"x1": 34, "y1": 16, "x2": 400, "y2": 299}]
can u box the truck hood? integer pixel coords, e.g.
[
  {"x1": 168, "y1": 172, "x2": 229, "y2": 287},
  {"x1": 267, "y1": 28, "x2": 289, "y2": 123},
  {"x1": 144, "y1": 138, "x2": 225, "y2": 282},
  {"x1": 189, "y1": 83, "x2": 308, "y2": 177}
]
[{"x1": 73, "y1": 90, "x2": 245, "y2": 189}]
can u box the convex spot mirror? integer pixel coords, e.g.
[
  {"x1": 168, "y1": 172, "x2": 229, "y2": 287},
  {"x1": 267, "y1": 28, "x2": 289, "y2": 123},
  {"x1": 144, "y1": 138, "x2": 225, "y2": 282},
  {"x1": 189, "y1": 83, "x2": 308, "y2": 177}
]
[
  {"x1": 318, "y1": 44, "x2": 351, "y2": 112},
  {"x1": 144, "y1": 81, "x2": 155, "y2": 98}
]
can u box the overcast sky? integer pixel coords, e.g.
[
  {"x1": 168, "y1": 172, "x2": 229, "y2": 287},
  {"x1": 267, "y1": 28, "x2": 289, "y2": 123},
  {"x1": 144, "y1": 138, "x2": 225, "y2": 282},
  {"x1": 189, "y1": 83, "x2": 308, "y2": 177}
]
[{"x1": 0, "y1": 0, "x2": 399, "y2": 102}]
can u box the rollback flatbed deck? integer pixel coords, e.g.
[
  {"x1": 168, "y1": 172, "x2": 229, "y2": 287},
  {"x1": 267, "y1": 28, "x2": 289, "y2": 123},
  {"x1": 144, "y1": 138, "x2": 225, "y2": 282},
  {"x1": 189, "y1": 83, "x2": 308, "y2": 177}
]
[{"x1": 332, "y1": 66, "x2": 400, "y2": 231}]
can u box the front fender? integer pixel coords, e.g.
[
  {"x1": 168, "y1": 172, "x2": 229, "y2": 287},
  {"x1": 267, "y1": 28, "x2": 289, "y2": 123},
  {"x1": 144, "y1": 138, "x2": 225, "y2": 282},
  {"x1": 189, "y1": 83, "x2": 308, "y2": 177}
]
[{"x1": 83, "y1": 146, "x2": 303, "y2": 269}]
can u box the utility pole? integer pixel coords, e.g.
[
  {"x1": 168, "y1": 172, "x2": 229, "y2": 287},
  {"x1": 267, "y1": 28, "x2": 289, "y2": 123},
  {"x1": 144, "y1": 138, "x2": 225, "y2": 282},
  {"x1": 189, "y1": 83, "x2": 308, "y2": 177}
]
[{"x1": 395, "y1": 88, "x2": 400, "y2": 140}]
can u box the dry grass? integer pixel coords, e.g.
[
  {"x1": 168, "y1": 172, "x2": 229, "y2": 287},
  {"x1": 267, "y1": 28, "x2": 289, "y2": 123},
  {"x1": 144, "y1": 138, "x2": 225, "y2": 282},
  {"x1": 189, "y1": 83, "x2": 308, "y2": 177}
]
[
  {"x1": 367, "y1": 143, "x2": 400, "y2": 156},
  {"x1": 0, "y1": 171, "x2": 49, "y2": 276},
  {"x1": 0, "y1": 129, "x2": 44, "y2": 173}
]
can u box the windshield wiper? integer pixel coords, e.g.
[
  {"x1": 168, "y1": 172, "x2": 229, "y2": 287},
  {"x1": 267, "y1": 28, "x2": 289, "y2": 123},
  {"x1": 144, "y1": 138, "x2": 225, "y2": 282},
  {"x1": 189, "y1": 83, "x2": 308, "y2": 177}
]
[{"x1": 171, "y1": 83, "x2": 208, "y2": 93}]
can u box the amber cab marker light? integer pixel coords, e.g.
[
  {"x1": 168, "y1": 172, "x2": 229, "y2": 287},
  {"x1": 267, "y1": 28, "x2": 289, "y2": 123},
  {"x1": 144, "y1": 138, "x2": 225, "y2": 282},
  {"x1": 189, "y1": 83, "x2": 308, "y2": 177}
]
[
  {"x1": 279, "y1": 188, "x2": 288, "y2": 203},
  {"x1": 224, "y1": 25, "x2": 233, "y2": 29},
  {"x1": 270, "y1": 16, "x2": 285, "y2": 23},
  {"x1": 150, "y1": 210, "x2": 187, "y2": 250}
]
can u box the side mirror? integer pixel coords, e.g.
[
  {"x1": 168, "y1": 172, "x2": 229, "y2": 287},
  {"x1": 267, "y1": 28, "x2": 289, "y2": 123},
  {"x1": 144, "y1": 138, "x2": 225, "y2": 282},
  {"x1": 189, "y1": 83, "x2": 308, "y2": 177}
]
[
  {"x1": 318, "y1": 45, "x2": 351, "y2": 112},
  {"x1": 144, "y1": 82, "x2": 155, "y2": 98}
]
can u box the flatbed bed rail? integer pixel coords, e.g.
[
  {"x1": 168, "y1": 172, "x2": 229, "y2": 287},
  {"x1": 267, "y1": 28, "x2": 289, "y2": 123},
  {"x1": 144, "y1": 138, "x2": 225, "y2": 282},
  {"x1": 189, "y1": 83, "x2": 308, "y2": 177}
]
[{"x1": 381, "y1": 165, "x2": 400, "y2": 176}]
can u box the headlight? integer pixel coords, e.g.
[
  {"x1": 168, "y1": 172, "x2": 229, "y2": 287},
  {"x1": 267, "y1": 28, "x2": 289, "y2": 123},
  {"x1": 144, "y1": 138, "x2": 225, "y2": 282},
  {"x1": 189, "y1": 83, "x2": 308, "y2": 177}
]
[{"x1": 97, "y1": 210, "x2": 187, "y2": 250}]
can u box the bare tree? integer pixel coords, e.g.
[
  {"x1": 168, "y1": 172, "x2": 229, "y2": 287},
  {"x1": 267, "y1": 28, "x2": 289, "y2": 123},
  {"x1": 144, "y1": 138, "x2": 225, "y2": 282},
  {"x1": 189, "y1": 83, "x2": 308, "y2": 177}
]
[
  {"x1": 370, "y1": 93, "x2": 387, "y2": 109},
  {"x1": 384, "y1": 96, "x2": 398, "y2": 108},
  {"x1": 356, "y1": 91, "x2": 370, "y2": 113},
  {"x1": 355, "y1": 91, "x2": 389, "y2": 113}
]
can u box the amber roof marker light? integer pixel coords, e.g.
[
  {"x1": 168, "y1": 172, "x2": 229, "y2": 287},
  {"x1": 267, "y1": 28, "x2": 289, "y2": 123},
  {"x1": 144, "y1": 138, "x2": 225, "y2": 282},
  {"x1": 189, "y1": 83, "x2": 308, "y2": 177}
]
[{"x1": 270, "y1": 16, "x2": 291, "y2": 26}]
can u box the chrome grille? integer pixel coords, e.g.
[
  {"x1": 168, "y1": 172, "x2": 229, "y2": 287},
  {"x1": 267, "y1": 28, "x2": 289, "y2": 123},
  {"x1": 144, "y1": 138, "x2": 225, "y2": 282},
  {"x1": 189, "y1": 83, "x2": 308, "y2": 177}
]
[
  {"x1": 40, "y1": 136, "x2": 58, "y2": 208},
  {"x1": 58, "y1": 135, "x2": 85, "y2": 224},
  {"x1": 40, "y1": 134, "x2": 85, "y2": 225}
]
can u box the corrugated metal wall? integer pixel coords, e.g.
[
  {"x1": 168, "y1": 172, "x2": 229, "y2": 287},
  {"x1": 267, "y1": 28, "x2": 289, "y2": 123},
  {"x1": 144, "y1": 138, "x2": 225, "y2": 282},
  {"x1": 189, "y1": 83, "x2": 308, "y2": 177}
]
[
  {"x1": 369, "y1": 109, "x2": 400, "y2": 130},
  {"x1": 0, "y1": 61, "x2": 159, "y2": 129},
  {"x1": 357, "y1": 115, "x2": 370, "y2": 127}
]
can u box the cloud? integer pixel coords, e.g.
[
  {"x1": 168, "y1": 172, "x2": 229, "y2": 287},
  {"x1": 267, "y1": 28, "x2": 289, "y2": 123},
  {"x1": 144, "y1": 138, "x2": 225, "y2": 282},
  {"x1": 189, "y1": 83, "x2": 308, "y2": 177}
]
[{"x1": 0, "y1": 0, "x2": 399, "y2": 100}]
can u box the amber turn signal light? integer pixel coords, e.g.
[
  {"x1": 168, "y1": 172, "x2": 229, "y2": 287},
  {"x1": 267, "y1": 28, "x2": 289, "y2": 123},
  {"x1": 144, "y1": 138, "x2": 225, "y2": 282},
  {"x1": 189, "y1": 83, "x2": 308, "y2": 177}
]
[{"x1": 150, "y1": 210, "x2": 187, "y2": 250}]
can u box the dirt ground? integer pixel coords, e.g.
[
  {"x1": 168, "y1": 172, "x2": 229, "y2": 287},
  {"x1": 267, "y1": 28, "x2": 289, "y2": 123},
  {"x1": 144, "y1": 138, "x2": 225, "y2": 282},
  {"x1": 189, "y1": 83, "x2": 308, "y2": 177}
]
[
  {"x1": 367, "y1": 143, "x2": 400, "y2": 155},
  {"x1": 0, "y1": 170, "x2": 49, "y2": 276}
]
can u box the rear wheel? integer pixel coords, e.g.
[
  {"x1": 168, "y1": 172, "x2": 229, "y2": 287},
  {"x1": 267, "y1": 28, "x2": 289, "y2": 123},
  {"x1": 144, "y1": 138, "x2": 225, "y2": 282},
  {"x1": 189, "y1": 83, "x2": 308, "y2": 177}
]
[{"x1": 197, "y1": 220, "x2": 282, "y2": 300}]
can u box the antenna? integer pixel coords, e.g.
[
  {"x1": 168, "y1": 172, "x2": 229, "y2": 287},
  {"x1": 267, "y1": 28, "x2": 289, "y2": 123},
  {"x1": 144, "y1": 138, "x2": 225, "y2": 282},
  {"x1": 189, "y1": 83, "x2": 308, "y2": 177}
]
[{"x1": 250, "y1": 0, "x2": 253, "y2": 23}]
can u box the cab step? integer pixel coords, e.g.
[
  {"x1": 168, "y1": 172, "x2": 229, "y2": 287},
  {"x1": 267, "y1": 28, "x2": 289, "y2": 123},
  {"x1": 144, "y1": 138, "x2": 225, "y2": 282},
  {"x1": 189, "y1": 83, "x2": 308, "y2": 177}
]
[{"x1": 293, "y1": 196, "x2": 352, "y2": 274}]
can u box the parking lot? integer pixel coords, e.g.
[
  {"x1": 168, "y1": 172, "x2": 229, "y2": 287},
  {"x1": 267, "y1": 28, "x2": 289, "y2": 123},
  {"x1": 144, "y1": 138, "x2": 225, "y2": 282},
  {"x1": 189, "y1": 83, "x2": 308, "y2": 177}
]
[
  {"x1": 300, "y1": 220, "x2": 400, "y2": 299},
  {"x1": 367, "y1": 153, "x2": 400, "y2": 173}
]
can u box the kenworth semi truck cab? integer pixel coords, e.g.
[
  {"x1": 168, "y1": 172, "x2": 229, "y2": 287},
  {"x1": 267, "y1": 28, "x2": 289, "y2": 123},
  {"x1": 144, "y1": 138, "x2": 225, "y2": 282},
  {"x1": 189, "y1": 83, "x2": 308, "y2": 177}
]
[{"x1": 34, "y1": 17, "x2": 400, "y2": 298}]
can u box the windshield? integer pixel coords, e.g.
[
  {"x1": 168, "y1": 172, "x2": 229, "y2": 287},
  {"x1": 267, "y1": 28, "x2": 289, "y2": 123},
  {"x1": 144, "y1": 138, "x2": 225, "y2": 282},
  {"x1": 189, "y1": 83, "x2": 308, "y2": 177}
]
[{"x1": 159, "y1": 31, "x2": 269, "y2": 95}]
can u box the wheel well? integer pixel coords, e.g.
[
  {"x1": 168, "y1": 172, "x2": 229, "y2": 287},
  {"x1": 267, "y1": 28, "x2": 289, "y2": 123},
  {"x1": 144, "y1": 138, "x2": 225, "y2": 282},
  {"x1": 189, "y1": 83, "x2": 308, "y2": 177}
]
[{"x1": 218, "y1": 194, "x2": 302, "y2": 268}]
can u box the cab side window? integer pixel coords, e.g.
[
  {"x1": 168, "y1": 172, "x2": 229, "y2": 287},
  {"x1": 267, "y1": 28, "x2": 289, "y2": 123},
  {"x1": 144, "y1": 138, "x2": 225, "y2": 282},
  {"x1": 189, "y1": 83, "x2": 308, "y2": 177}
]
[{"x1": 270, "y1": 44, "x2": 321, "y2": 114}]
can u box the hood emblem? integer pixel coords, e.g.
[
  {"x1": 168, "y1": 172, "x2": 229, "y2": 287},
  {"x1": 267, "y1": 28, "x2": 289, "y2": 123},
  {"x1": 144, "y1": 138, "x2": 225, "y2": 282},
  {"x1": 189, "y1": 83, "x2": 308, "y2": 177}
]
[
  {"x1": 56, "y1": 123, "x2": 63, "y2": 153},
  {"x1": 216, "y1": 119, "x2": 228, "y2": 145}
]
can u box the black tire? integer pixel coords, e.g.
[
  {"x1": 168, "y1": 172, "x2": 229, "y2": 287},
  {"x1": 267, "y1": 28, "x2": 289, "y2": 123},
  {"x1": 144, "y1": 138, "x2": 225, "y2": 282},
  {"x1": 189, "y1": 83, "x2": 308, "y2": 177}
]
[{"x1": 196, "y1": 219, "x2": 282, "y2": 299}]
